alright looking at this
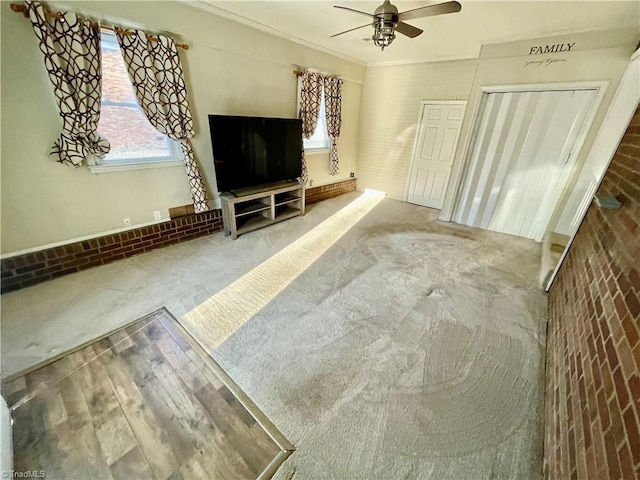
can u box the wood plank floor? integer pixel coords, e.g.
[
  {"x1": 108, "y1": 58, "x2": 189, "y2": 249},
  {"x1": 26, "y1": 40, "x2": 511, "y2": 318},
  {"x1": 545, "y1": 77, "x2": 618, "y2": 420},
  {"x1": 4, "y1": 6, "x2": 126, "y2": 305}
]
[{"x1": 2, "y1": 309, "x2": 289, "y2": 480}]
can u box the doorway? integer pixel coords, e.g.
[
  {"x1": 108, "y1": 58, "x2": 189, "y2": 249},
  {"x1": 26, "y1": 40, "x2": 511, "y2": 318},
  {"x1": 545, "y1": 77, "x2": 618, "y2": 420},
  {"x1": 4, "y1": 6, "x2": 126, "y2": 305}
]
[
  {"x1": 452, "y1": 86, "x2": 602, "y2": 241},
  {"x1": 406, "y1": 101, "x2": 466, "y2": 209}
]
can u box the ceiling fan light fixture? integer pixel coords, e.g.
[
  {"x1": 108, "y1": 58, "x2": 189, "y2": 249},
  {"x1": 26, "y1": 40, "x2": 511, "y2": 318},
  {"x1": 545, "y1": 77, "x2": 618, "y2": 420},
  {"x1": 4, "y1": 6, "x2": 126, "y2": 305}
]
[
  {"x1": 332, "y1": 1, "x2": 461, "y2": 50},
  {"x1": 372, "y1": 21, "x2": 395, "y2": 50}
]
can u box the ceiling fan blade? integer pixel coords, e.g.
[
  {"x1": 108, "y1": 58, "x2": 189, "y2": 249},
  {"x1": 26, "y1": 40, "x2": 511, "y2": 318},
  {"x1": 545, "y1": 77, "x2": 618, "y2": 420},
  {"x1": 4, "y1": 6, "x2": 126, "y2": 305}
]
[
  {"x1": 397, "y1": 1, "x2": 462, "y2": 21},
  {"x1": 334, "y1": 5, "x2": 374, "y2": 18},
  {"x1": 330, "y1": 23, "x2": 372, "y2": 38},
  {"x1": 395, "y1": 22, "x2": 423, "y2": 38}
]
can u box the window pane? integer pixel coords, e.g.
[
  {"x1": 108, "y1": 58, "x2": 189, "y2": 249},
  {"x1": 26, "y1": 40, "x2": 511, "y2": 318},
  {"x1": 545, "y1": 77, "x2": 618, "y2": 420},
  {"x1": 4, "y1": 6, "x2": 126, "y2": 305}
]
[
  {"x1": 304, "y1": 92, "x2": 329, "y2": 150},
  {"x1": 97, "y1": 33, "x2": 175, "y2": 162},
  {"x1": 100, "y1": 105, "x2": 172, "y2": 160},
  {"x1": 101, "y1": 35, "x2": 136, "y2": 105}
]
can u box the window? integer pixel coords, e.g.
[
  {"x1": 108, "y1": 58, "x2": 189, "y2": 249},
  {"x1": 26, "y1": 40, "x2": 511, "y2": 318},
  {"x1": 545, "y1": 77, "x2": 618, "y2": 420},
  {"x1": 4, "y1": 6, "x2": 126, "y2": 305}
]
[
  {"x1": 303, "y1": 91, "x2": 330, "y2": 151},
  {"x1": 95, "y1": 32, "x2": 180, "y2": 169}
]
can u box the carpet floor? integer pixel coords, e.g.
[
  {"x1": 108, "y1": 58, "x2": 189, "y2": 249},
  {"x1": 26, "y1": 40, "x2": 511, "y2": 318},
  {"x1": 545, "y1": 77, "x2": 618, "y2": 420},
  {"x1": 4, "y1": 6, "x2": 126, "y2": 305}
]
[
  {"x1": 182, "y1": 195, "x2": 547, "y2": 479},
  {"x1": 2, "y1": 193, "x2": 547, "y2": 479}
]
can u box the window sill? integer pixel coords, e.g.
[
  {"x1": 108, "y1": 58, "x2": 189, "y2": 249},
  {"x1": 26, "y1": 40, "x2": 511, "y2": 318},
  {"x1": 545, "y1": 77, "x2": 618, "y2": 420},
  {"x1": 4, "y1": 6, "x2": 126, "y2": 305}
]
[
  {"x1": 305, "y1": 148, "x2": 330, "y2": 155},
  {"x1": 89, "y1": 160, "x2": 184, "y2": 174}
]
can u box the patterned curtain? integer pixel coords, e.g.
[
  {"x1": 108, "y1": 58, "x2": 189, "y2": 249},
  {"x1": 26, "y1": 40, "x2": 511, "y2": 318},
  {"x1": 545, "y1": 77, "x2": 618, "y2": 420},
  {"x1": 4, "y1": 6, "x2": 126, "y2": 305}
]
[
  {"x1": 26, "y1": 1, "x2": 110, "y2": 167},
  {"x1": 115, "y1": 29, "x2": 209, "y2": 213},
  {"x1": 323, "y1": 76, "x2": 343, "y2": 176},
  {"x1": 298, "y1": 71, "x2": 323, "y2": 183}
]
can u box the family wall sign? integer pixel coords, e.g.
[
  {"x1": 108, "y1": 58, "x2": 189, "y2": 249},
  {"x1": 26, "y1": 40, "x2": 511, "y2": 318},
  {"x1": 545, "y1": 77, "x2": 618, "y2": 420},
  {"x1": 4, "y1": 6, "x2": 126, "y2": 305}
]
[
  {"x1": 528, "y1": 43, "x2": 576, "y2": 55},
  {"x1": 523, "y1": 42, "x2": 576, "y2": 68}
]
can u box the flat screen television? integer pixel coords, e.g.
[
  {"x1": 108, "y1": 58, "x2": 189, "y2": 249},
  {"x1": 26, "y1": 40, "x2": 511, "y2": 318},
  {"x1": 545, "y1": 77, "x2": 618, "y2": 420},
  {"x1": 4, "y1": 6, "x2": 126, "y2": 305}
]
[{"x1": 208, "y1": 114, "x2": 303, "y2": 193}]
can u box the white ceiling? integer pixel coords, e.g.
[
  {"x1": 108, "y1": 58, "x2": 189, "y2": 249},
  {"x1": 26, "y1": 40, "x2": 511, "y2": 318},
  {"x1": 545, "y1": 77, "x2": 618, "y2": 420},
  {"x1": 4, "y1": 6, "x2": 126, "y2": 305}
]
[{"x1": 195, "y1": 1, "x2": 640, "y2": 65}]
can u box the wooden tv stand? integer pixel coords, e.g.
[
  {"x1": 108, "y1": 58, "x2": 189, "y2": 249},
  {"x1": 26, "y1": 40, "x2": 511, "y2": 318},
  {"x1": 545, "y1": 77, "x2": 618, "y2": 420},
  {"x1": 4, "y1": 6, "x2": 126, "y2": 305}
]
[{"x1": 220, "y1": 181, "x2": 305, "y2": 239}]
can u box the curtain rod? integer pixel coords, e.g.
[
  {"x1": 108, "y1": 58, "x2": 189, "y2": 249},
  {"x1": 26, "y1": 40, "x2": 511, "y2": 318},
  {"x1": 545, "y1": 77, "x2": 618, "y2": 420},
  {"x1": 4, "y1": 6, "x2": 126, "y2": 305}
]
[
  {"x1": 293, "y1": 69, "x2": 343, "y2": 80},
  {"x1": 293, "y1": 68, "x2": 363, "y2": 84},
  {"x1": 10, "y1": 3, "x2": 189, "y2": 50}
]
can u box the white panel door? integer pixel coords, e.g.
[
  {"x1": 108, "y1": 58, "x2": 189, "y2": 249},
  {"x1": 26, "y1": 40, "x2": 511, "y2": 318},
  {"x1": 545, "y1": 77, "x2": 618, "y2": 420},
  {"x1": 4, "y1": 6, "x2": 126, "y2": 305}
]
[
  {"x1": 407, "y1": 103, "x2": 465, "y2": 209},
  {"x1": 454, "y1": 89, "x2": 597, "y2": 241}
]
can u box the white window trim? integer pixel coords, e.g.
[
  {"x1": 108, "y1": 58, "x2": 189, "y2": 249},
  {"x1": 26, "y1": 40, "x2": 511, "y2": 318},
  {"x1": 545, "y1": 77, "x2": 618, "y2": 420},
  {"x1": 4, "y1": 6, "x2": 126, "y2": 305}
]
[
  {"x1": 296, "y1": 76, "x2": 330, "y2": 152},
  {"x1": 92, "y1": 30, "x2": 183, "y2": 174},
  {"x1": 305, "y1": 147, "x2": 330, "y2": 154},
  {"x1": 89, "y1": 159, "x2": 184, "y2": 174}
]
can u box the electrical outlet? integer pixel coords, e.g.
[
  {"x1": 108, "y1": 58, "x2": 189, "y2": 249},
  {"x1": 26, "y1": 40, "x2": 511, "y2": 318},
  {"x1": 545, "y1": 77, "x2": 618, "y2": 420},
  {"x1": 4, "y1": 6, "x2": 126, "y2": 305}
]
[
  {"x1": 350, "y1": 172, "x2": 355, "y2": 178},
  {"x1": 153, "y1": 210, "x2": 162, "y2": 221},
  {"x1": 123, "y1": 217, "x2": 131, "y2": 226},
  {"x1": 309, "y1": 179, "x2": 314, "y2": 187}
]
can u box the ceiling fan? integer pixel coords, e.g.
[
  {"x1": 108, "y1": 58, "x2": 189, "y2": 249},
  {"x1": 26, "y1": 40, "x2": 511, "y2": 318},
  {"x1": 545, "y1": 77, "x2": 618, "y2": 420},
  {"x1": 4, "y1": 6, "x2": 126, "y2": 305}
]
[{"x1": 331, "y1": 0, "x2": 462, "y2": 50}]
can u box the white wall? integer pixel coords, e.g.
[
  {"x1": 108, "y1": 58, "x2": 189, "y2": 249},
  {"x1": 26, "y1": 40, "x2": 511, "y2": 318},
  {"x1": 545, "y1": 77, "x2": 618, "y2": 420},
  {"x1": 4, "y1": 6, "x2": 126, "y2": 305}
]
[
  {"x1": 551, "y1": 50, "x2": 640, "y2": 236},
  {"x1": 357, "y1": 27, "x2": 638, "y2": 228},
  {"x1": 0, "y1": 1, "x2": 365, "y2": 254},
  {"x1": 441, "y1": 28, "x2": 638, "y2": 225},
  {"x1": 357, "y1": 59, "x2": 478, "y2": 200}
]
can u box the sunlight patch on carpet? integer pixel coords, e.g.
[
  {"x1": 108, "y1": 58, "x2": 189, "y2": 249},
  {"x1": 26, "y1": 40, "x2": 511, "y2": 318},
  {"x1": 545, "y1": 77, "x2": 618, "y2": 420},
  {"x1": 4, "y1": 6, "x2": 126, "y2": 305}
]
[{"x1": 182, "y1": 190, "x2": 385, "y2": 349}]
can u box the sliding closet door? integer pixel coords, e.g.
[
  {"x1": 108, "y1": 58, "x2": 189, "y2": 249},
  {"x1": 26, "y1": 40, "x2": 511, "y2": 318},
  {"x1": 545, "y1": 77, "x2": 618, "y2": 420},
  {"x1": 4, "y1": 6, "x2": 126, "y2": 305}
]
[{"x1": 454, "y1": 89, "x2": 596, "y2": 240}]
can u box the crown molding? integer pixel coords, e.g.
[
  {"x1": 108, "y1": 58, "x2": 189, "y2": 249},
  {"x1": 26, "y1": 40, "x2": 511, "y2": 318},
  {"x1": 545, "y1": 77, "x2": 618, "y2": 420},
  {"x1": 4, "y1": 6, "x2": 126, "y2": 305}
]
[
  {"x1": 367, "y1": 54, "x2": 479, "y2": 68},
  {"x1": 187, "y1": 1, "x2": 367, "y2": 67}
]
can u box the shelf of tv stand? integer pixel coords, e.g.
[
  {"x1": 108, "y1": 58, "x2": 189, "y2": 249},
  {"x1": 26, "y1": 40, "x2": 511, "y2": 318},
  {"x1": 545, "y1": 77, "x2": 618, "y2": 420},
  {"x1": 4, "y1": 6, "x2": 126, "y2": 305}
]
[
  {"x1": 235, "y1": 200, "x2": 271, "y2": 217},
  {"x1": 220, "y1": 181, "x2": 305, "y2": 239},
  {"x1": 274, "y1": 193, "x2": 301, "y2": 206}
]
